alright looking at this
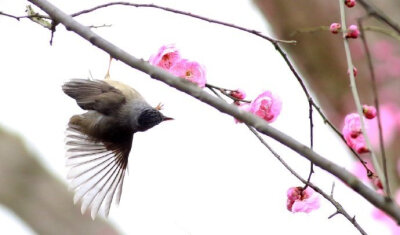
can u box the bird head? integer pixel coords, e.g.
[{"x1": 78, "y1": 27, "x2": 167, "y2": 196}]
[{"x1": 136, "y1": 108, "x2": 173, "y2": 132}]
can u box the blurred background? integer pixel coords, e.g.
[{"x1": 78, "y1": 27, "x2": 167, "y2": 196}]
[{"x1": 0, "y1": 0, "x2": 399, "y2": 234}]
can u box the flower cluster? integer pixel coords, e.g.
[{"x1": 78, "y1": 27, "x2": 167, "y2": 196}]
[
  {"x1": 149, "y1": 44, "x2": 206, "y2": 88},
  {"x1": 286, "y1": 187, "x2": 320, "y2": 213},
  {"x1": 234, "y1": 90, "x2": 282, "y2": 124},
  {"x1": 329, "y1": 1, "x2": 360, "y2": 39},
  {"x1": 342, "y1": 113, "x2": 369, "y2": 154}
]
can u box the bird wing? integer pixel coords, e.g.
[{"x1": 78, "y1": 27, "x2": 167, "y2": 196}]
[
  {"x1": 65, "y1": 124, "x2": 132, "y2": 220},
  {"x1": 62, "y1": 79, "x2": 128, "y2": 115}
]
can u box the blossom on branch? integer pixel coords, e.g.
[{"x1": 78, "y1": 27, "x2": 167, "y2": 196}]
[
  {"x1": 230, "y1": 89, "x2": 247, "y2": 100},
  {"x1": 345, "y1": 0, "x2": 356, "y2": 8},
  {"x1": 342, "y1": 113, "x2": 369, "y2": 154},
  {"x1": 150, "y1": 45, "x2": 206, "y2": 87},
  {"x1": 169, "y1": 59, "x2": 206, "y2": 88},
  {"x1": 346, "y1": 25, "x2": 360, "y2": 39},
  {"x1": 287, "y1": 187, "x2": 320, "y2": 213},
  {"x1": 250, "y1": 91, "x2": 282, "y2": 123},
  {"x1": 363, "y1": 105, "x2": 377, "y2": 119},
  {"x1": 149, "y1": 44, "x2": 181, "y2": 70},
  {"x1": 330, "y1": 23, "x2": 341, "y2": 34}
]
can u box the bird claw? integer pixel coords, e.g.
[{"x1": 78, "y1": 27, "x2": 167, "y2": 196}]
[{"x1": 155, "y1": 103, "x2": 164, "y2": 110}]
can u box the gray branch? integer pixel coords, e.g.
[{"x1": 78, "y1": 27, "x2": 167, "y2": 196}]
[{"x1": 28, "y1": 0, "x2": 400, "y2": 223}]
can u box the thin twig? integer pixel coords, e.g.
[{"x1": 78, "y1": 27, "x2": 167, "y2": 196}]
[
  {"x1": 358, "y1": 18, "x2": 390, "y2": 197},
  {"x1": 88, "y1": 23, "x2": 112, "y2": 29},
  {"x1": 205, "y1": 84, "x2": 251, "y2": 103},
  {"x1": 357, "y1": 0, "x2": 400, "y2": 35},
  {"x1": 290, "y1": 26, "x2": 330, "y2": 37},
  {"x1": 304, "y1": 102, "x2": 314, "y2": 190},
  {"x1": 364, "y1": 26, "x2": 400, "y2": 42},
  {"x1": 247, "y1": 126, "x2": 367, "y2": 235},
  {"x1": 339, "y1": 0, "x2": 388, "y2": 198},
  {"x1": 331, "y1": 182, "x2": 336, "y2": 198},
  {"x1": 69, "y1": 2, "x2": 295, "y2": 44},
  {"x1": 328, "y1": 211, "x2": 341, "y2": 219},
  {"x1": 206, "y1": 86, "x2": 223, "y2": 100},
  {"x1": 0, "y1": 11, "x2": 50, "y2": 21}
]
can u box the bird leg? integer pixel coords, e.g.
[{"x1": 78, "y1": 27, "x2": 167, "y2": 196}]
[{"x1": 104, "y1": 55, "x2": 113, "y2": 80}]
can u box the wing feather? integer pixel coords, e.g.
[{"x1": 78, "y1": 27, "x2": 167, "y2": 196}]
[{"x1": 65, "y1": 126, "x2": 132, "y2": 219}]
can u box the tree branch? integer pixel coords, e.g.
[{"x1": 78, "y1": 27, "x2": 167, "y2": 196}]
[
  {"x1": 68, "y1": 1, "x2": 295, "y2": 44},
  {"x1": 247, "y1": 126, "x2": 367, "y2": 235},
  {"x1": 357, "y1": 0, "x2": 400, "y2": 35},
  {"x1": 28, "y1": 0, "x2": 400, "y2": 223}
]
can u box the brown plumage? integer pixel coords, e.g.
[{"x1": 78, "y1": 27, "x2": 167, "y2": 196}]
[{"x1": 63, "y1": 79, "x2": 171, "y2": 219}]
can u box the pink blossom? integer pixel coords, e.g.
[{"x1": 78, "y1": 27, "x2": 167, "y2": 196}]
[
  {"x1": 363, "y1": 105, "x2": 377, "y2": 119},
  {"x1": 345, "y1": 0, "x2": 356, "y2": 8},
  {"x1": 169, "y1": 59, "x2": 206, "y2": 88},
  {"x1": 249, "y1": 91, "x2": 282, "y2": 123},
  {"x1": 287, "y1": 187, "x2": 320, "y2": 213},
  {"x1": 372, "y1": 190, "x2": 400, "y2": 234},
  {"x1": 230, "y1": 89, "x2": 246, "y2": 100},
  {"x1": 149, "y1": 44, "x2": 181, "y2": 70},
  {"x1": 234, "y1": 102, "x2": 251, "y2": 123},
  {"x1": 367, "y1": 104, "x2": 398, "y2": 148},
  {"x1": 329, "y1": 23, "x2": 341, "y2": 34},
  {"x1": 342, "y1": 113, "x2": 369, "y2": 154},
  {"x1": 346, "y1": 25, "x2": 360, "y2": 39}
]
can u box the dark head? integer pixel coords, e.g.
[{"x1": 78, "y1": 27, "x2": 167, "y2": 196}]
[{"x1": 137, "y1": 108, "x2": 172, "y2": 132}]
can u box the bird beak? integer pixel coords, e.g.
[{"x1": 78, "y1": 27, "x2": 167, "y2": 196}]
[{"x1": 163, "y1": 116, "x2": 174, "y2": 121}]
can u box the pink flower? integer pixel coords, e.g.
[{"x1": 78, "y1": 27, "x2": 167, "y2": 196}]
[
  {"x1": 342, "y1": 113, "x2": 369, "y2": 154},
  {"x1": 372, "y1": 190, "x2": 400, "y2": 234},
  {"x1": 287, "y1": 187, "x2": 320, "y2": 213},
  {"x1": 149, "y1": 44, "x2": 181, "y2": 70},
  {"x1": 363, "y1": 105, "x2": 377, "y2": 119},
  {"x1": 250, "y1": 91, "x2": 282, "y2": 123},
  {"x1": 230, "y1": 89, "x2": 246, "y2": 100},
  {"x1": 234, "y1": 102, "x2": 251, "y2": 123},
  {"x1": 329, "y1": 23, "x2": 341, "y2": 34},
  {"x1": 367, "y1": 104, "x2": 398, "y2": 148},
  {"x1": 345, "y1": 0, "x2": 356, "y2": 8},
  {"x1": 346, "y1": 25, "x2": 360, "y2": 39},
  {"x1": 169, "y1": 59, "x2": 206, "y2": 88}
]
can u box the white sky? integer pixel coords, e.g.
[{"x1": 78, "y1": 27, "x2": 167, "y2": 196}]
[{"x1": 0, "y1": 0, "x2": 392, "y2": 234}]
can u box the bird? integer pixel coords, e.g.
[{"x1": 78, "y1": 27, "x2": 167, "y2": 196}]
[{"x1": 62, "y1": 78, "x2": 172, "y2": 220}]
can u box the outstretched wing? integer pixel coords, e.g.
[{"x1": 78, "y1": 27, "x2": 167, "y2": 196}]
[
  {"x1": 65, "y1": 124, "x2": 132, "y2": 219},
  {"x1": 62, "y1": 79, "x2": 126, "y2": 115}
]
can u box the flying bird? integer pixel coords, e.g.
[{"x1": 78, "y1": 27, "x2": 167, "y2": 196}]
[{"x1": 62, "y1": 78, "x2": 172, "y2": 219}]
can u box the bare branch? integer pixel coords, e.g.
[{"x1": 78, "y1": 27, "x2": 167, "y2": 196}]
[
  {"x1": 358, "y1": 18, "x2": 390, "y2": 197},
  {"x1": 357, "y1": 0, "x2": 400, "y2": 35},
  {"x1": 247, "y1": 126, "x2": 367, "y2": 235},
  {"x1": 67, "y1": 1, "x2": 295, "y2": 44},
  {"x1": 338, "y1": 0, "x2": 388, "y2": 198}
]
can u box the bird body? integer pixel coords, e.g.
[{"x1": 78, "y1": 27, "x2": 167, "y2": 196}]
[{"x1": 62, "y1": 78, "x2": 170, "y2": 219}]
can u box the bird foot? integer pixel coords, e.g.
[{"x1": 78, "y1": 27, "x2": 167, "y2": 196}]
[{"x1": 155, "y1": 103, "x2": 164, "y2": 110}]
